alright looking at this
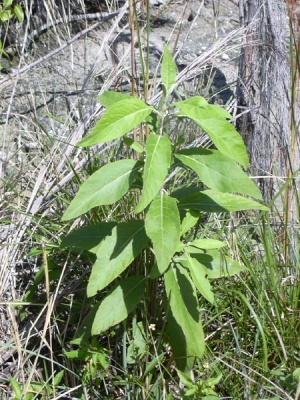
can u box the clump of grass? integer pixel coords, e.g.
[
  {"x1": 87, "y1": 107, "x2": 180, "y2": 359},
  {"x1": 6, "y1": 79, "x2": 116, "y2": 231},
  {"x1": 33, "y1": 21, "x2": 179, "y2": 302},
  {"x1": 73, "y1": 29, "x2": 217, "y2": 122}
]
[{"x1": 201, "y1": 210, "x2": 299, "y2": 399}]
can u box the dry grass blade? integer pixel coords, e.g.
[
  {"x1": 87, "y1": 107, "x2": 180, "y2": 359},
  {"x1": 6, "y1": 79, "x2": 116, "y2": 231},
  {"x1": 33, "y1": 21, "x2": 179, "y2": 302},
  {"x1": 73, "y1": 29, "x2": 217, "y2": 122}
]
[
  {"x1": 216, "y1": 356, "x2": 295, "y2": 400},
  {"x1": 0, "y1": 4, "x2": 131, "y2": 387},
  {"x1": 0, "y1": 5, "x2": 128, "y2": 89}
]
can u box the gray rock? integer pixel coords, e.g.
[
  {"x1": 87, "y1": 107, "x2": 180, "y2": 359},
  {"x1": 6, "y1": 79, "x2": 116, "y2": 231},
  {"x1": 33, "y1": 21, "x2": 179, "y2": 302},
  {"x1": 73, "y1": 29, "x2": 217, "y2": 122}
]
[
  {"x1": 221, "y1": 53, "x2": 230, "y2": 61},
  {"x1": 149, "y1": 0, "x2": 167, "y2": 5}
]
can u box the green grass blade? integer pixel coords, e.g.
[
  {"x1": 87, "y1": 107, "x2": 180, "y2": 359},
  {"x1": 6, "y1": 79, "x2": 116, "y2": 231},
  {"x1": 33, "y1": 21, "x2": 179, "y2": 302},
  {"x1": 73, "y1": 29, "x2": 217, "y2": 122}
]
[{"x1": 233, "y1": 289, "x2": 269, "y2": 372}]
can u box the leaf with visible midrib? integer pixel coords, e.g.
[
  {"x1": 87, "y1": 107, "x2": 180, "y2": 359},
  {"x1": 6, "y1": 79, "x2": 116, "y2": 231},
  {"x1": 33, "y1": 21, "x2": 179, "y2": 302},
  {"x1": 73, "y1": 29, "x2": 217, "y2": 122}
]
[
  {"x1": 180, "y1": 210, "x2": 201, "y2": 236},
  {"x1": 78, "y1": 98, "x2": 154, "y2": 147},
  {"x1": 164, "y1": 264, "x2": 205, "y2": 370},
  {"x1": 98, "y1": 91, "x2": 132, "y2": 109},
  {"x1": 182, "y1": 254, "x2": 214, "y2": 304},
  {"x1": 188, "y1": 250, "x2": 247, "y2": 279},
  {"x1": 91, "y1": 276, "x2": 146, "y2": 334},
  {"x1": 176, "y1": 96, "x2": 231, "y2": 119},
  {"x1": 175, "y1": 101, "x2": 249, "y2": 167},
  {"x1": 161, "y1": 45, "x2": 177, "y2": 92},
  {"x1": 175, "y1": 148, "x2": 262, "y2": 200},
  {"x1": 178, "y1": 190, "x2": 268, "y2": 212},
  {"x1": 87, "y1": 220, "x2": 149, "y2": 297},
  {"x1": 60, "y1": 222, "x2": 116, "y2": 252},
  {"x1": 188, "y1": 238, "x2": 226, "y2": 250},
  {"x1": 135, "y1": 134, "x2": 171, "y2": 213},
  {"x1": 62, "y1": 160, "x2": 140, "y2": 221},
  {"x1": 145, "y1": 194, "x2": 180, "y2": 275}
]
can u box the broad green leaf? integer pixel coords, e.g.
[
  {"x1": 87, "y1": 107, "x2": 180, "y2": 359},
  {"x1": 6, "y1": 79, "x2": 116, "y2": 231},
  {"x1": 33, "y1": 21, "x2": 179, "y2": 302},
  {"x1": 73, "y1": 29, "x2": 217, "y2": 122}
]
[
  {"x1": 171, "y1": 186, "x2": 203, "y2": 200},
  {"x1": 53, "y1": 370, "x2": 64, "y2": 386},
  {"x1": 78, "y1": 98, "x2": 154, "y2": 147},
  {"x1": 72, "y1": 304, "x2": 100, "y2": 345},
  {"x1": 176, "y1": 96, "x2": 208, "y2": 108},
  {"x1": 189, "y1": 250, "x2": 247, "y2": 279},
  {"x1": 123, "y1": 137, "x2": 144, "y2": 153},
  {"x1": 87, "y1": 221, "x2": 149, "y2": 297},
  {"x1": 64, "y1": 347, "x2": 89, "y2": 359},
  {"x1": 145, "y1": 194, "x2": 180, "y2": 274},
  {"x1": 99, "y1": 91, "x2": 132, "y2": 109},
  {"x1": 184, "y1": 247, "x2": 210, "y2": 254},
  {"x1": 29, "y1": 382, "x2": 48, "y2": 394},
  {"x1": 60, "y1": 222, "x2": 116, "y2": 252},
  {"x1": 62, "y1": 160, "x2": 140, "y2": 220},
  {"x1": 9, "y1": 377, "x2": 22, "y2": 397},
  {"x1": 176, "y1": 369, "x2": 195, "y2": 388},
  {"x1": 135, "y1": 134, "x2": 172, "y2": 213},
  {"x1": 185, "y1": 388, "x2": 198, "y2": 396},
  {"x1": 161, "y1": 45, "x2": 177, "y2": 92},
  {"x1": 293, "y1": 368, "x2": 300, "y2": 380},
  {"x1": 178, "y1": 189, "x2": 268, "y2": 212},
  {"x1": 202, "y1": 397, "x2": 219, "y2": 400},
  {"x1": 183, "y1": 255, "x2": 214, "y2": 303},
  {"x1": 149, "y1": 263, "x2": 161, "y2": 279},
  {"x1": 164, "y1": 264, "x2": 205, "y2": 370},
  {"x1": 175, "y1": 101, "x2": 248, "y2": 167},
  {"x1": 13, "y1": 5, "x2": 24, "y2": 22},
  {"x1": 180, "y1": 210, "x2": 201, "y2": 236},
  {"x1": 92, "y1": 276, "x2": 146, "y2": 334},
  {"x1": 176, "y1": 96, "x2": 231, "y2": 119},
  {"x1": 0, "y1": 9, "x2": 12, "y2": 20},
  {"x1": 175, "y1": 242, "x2": 185, "y2": 253},
  {"x1": 175, "y1": 148, "x2": 262, "y2": 200},
  {"x1": 206, "y1": 374, "x2": 223, "y2": 386},
  {"x1": 188, "y1": 238, "x2": 226, "y2": 250},
  {"x1": 4, "y1": 0, "x2": 13, "y2": 7}
]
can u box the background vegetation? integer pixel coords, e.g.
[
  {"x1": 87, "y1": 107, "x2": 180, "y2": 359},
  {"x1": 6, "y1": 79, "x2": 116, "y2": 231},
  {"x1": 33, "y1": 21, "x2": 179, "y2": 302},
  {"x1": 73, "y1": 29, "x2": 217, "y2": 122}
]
[{"x1": 0, "y1": 1, "x2": 299, "y2": 399}]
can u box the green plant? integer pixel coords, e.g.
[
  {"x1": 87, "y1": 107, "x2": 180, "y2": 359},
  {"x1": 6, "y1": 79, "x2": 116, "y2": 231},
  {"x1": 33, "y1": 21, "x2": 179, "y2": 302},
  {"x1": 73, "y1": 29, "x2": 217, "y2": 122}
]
[
  {"x1": 0, "y1": 0, "x2": 24, "y2": 69},
  {"x1": 268, "y1": 367, "x2": 300, "y2": 398},
  {"x1": 177, "y1": 367, "x2": 221, "y2": 399},
  {"x1": 60, "y1": 45, "x2": 267, "y2": 382},
  {"x1": 9, "y1": 370, "x2": 64, "y2": 400},
  {"x1": 64, "y1": 336, "x2": 109, "y2": 387},
  {"x1": 0, "y1": 0, "x2": 23, "y2": 22},
  {"x1": 202, "y1": 208, "x2": 300, "y2": 399}
]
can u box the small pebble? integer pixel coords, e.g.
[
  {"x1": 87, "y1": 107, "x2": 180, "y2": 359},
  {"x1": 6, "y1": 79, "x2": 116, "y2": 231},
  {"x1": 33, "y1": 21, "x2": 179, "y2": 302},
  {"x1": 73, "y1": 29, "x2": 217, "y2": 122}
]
[{"x1": 221, "y1": 53, "x2": 230, "y2": 61}]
